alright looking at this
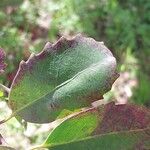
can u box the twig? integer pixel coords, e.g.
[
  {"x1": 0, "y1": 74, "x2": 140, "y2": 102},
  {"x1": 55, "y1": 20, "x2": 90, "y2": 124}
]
[{"x1": 0, "y1": 83, "x2": 10, "y2": 93}]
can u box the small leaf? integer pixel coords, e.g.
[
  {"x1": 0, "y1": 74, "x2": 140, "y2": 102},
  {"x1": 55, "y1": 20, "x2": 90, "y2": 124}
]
[
  {"x1": 9, "y1": 35, "x2": 118, "y2": 123},
  {"x1": 0, "y1": 48, "x2": 6, "y2": 74},
  {"x1": 40, "y1": 102, "x2": 150, "y2": 149},
  {"x1": 0, "y1": 91, "x2": 4, "y2": 97}
]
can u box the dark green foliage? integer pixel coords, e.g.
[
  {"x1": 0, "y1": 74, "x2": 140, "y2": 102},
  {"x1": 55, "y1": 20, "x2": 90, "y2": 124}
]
[
  {"x1": 8, "y1": 35, "x2": 118, "y2": 123},
  {"x1": 0, "y1": 1, "x2": 150, "y2": 149},
  {"x1": 0, "y1": 0, "x2": 149, "y2": 104}
]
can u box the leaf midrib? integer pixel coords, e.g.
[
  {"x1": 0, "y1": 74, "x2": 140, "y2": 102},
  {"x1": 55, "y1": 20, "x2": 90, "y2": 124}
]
[{"x1": 9, "y1": 57, "x2": 113, "y2": 117}]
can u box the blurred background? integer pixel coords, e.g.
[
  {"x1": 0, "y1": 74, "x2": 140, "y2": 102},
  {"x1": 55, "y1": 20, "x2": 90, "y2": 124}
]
[{"x1": 0, "y1": 0, "x2": 150, "y2": 149}]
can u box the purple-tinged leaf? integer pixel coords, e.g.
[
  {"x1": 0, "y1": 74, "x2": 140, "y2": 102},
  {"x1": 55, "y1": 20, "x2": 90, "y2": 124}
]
[
  {"x1": 8, "y1": 35, "x2": 118, "y2": 123},
  {"x1": 40, "y1": 102, "x2": 150, "y2": 149}
]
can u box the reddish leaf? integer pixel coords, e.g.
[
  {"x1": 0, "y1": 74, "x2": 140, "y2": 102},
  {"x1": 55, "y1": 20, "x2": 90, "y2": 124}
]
[
  {"x1": 93, "y1": 102, "x2": 150, "y2": 134},
  {"x1": 41, "y1": 102, "x2": 150, "y2": 149}
]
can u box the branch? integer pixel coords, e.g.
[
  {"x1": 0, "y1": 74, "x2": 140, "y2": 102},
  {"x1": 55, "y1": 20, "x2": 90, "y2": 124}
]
[{"x1": 0, "y1": 83, "x2": 10, "y2": 93}]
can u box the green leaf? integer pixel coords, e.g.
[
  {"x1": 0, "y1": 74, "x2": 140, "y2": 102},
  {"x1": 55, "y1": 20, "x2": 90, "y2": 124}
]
[
  {"x1": 39, "y1": 102, "x2": 150, "y2": 149},
  {"x1": 9, "y1": 35, "x2": 118, "y2": 123},
  {"x1": 44, "y1": 107, "x2": 101, "y2": 146},
  {"x1": 47, "y1": 128, "x2": 150, "y2": 150}
]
